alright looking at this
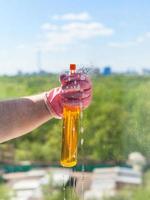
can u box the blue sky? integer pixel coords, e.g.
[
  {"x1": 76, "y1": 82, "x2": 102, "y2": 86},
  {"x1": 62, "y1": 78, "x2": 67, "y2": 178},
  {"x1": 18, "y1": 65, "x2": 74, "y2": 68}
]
[{"x1": 0, "y1": 0, "x2": 150, "y2": 74}]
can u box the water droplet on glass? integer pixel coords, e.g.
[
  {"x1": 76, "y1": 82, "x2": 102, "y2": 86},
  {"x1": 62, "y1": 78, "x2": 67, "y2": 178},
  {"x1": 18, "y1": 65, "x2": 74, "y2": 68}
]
[
  {"x1": 63, "y1": 175, "x2": 66, "y2": 200},
  {"x1": 80, "y1": 102, "x2": 83, "y2": 109},
  {"x1": 81, "y1": 127, "x2": 84, "y2": 133},
  {"x1": 81, "y1": 138, "x2": 84, "y2": 145},
  {"x1": 80, "y1": 111, "x2": 83, "y2": 119},
  {"x1": 80, "y1": 74, "x2": 86, "y2": 80}
]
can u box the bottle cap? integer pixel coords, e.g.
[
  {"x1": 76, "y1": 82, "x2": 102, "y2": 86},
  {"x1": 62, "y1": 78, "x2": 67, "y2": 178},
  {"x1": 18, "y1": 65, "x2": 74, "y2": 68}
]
[{"x1": 70, "y1": 64, "x2": 76, "y2": 71}]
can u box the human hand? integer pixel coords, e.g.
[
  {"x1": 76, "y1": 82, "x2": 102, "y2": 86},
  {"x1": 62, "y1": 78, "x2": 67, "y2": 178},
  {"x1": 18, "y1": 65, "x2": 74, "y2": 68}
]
[{"x1": 45, "y1": 73, "x2": 92, "y2": 119}]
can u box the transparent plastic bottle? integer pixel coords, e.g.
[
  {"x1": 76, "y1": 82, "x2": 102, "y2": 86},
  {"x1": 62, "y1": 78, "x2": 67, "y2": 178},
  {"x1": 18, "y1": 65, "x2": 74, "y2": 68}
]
[{"x1": 60, "y1": 64, "x2": 80, "y2": 167}]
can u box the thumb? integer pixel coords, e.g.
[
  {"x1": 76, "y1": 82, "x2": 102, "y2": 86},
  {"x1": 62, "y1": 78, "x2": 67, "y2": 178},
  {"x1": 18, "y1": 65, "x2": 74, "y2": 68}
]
[{"x1": 59, "y1": 73, "x2": 68, "y2": 85}]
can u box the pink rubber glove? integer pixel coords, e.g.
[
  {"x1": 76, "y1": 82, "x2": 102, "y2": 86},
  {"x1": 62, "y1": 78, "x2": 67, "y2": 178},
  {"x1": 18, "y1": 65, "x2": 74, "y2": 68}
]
[{"x1": 45, "y1": 73, "x2": 92, "y2": 119}]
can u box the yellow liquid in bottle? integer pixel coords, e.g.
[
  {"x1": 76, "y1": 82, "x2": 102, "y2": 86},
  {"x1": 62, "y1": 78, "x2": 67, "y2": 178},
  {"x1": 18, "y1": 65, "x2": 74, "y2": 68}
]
[{"x1": 60, "y1": 105, "x2": 80, "y2": 167}]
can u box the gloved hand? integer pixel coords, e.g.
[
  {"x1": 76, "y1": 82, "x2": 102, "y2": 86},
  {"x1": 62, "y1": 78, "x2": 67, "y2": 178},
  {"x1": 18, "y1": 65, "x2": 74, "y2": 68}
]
[{"x1": 45, "y1": 73, "x2": 92, "y2": 119}]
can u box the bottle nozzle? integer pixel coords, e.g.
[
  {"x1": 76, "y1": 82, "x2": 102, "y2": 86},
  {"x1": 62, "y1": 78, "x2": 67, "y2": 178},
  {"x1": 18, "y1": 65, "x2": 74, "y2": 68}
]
[
  {"x1": 70, "y1": 64, "x2": 76, "y2": 71},
  {"x1": 70, "y1": 64, "x2": 76, "y2": 74}
]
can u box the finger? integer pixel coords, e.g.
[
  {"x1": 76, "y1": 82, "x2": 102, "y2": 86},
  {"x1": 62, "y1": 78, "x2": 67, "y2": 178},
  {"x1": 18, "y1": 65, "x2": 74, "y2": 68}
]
[
  {"x1": 62, "y1": 91, "x2": 82, "y2": 99},
  {"x1": 61, "y1": 85, "x2": 80, "y2": 93},
  {"x1": 59, "y1": 73, "x2": 68, "y2": 84},
  {"x1": 60, "y1": 73, "x2": 88, "y2": 85},
  {"x1": 62, "y1": 94, "x2": 92, "y2": 107},
  {"x1": 82, "y1": 95, "x2": 92, "y2": 109},
  {"x1": 62, "y1": 88, "x2": 92, "y2": 99},
  {"x1": 63, "y1": 73, "x2": 84, "y2": 82},
  {"x1": 62, "y1": 79, "x2": 92, "y2": 92},
  {"x1": 61, "y1": 86, "x2": 92, "y2": 101}
]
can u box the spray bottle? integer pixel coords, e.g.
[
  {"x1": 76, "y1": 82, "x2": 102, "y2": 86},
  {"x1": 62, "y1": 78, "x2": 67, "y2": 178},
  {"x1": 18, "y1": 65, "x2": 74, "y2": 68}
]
[{"x1": 60, "y1": 64, "x2": 80, "y2": 167}]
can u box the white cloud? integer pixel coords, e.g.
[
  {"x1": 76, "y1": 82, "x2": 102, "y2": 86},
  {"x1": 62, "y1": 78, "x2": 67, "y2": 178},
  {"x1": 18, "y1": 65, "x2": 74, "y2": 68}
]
[
  {"x1": 16, "y1": 44, "x2": 26, "y2": 49},
  {"x1": 41, "y1": 23, "x2": 58, "y2": 31},
  {"x1": 38, "y1": 13, "x2": 114, "y2": 51},
  {"x1": 61, "y1": 22, "x2": 113, "y2": 38},
  {"x1": 52, "y1": 12, "x2": 91, "y2": 21},
  {"x1": 145, "y1": 32, "x2": 150, "y2": 37},
  {"x1": 136, "y1": 36, "x2": 144, "y2": 43},
  {"x1": 109, "y1": 32, "x2": 150, "y2": 48},
  {"x1": 109, "y1": 41, "x2": 136, "y2": 48}
]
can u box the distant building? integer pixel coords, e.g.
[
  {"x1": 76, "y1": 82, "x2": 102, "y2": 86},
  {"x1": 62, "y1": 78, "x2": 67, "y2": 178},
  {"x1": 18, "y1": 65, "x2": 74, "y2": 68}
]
[
  {"x1": 37, "y1": 70, "x2": 48, "y2": 75},
  {"x1": 84, "y1": 167, "x2": 142, "y2": 200},
  {"x1": 142, "y1": 68, "x2": 150, "y2": 75},
  {"x1": 3, "y1": 168, "x2": 71, "y2": 200},
  {"x1": 128, "y1": 152, "x2": 146, "y2": 172},
  {"x1": 125, "y1": 69, "x2": 138, "y2": 75},
  {"x1": 85, "y1": 67, "x2": 100, "y2": 76},
  {"x1": 102, "y1": 66, "x2": 112, "y2": 76},
  {"x1": 17, "y1": 70, "x2": 23, "y2": 76},
  {"x1": 4, "y1": 169, "x2": 47, "y2": 200},
  {"x1": 78, "y1": 65, "x2": 100, "y2": 76}
]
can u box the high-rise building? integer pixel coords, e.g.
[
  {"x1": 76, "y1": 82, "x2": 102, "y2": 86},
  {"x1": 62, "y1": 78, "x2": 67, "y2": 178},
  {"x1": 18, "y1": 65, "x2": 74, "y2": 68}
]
[{"x1": 102, "y1": 66, "x2": 112, "y2": 76}]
